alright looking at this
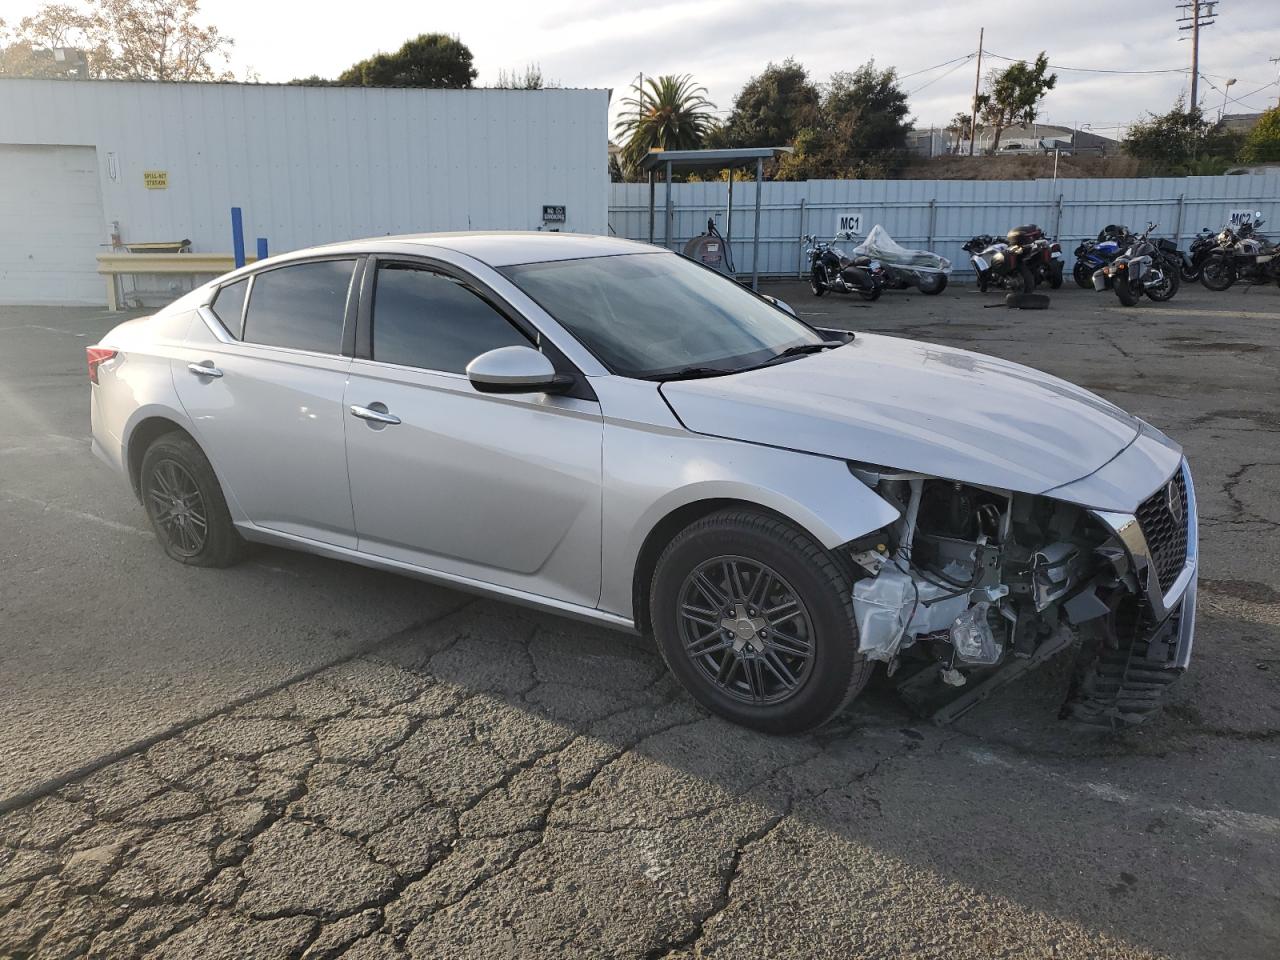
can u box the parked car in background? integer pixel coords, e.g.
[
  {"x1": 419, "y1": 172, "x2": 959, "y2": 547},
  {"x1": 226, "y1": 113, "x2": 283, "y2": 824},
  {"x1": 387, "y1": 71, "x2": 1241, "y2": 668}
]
[{"x1": 88, "y1": 233, "x2": 1197, "y2": 732}]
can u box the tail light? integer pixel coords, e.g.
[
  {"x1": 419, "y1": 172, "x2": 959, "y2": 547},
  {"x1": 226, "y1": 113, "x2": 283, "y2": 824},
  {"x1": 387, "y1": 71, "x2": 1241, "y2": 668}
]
[{"x1": 86, "y1": 346, "x2": 118, "y2": 384}]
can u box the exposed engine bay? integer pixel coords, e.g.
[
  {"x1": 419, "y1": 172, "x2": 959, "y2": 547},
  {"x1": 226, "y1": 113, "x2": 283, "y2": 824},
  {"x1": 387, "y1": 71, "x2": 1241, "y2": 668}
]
[{"x1": 845, "y1": 467, "x2": 1189, "y2": 728}]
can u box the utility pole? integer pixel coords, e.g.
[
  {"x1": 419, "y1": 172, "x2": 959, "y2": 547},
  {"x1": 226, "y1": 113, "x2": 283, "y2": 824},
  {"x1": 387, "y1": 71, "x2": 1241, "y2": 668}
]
[
  {"x1": 1177, "y1": 1, "x2": 1218, "y2": 111},
  {"x1": 1272, "y1": 57, "x2": 1280, "y2": 108},
  {"x1": 968, "y1": 28, "x2": 984, "y2": 157}
]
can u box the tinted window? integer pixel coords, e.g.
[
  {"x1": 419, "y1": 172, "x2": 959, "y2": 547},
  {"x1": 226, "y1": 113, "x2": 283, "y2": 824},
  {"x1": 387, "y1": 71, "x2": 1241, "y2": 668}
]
[
  {"x1": 210, "y1": 278, "x2": 248, "y2": 337},
  {"x1": 372, "y1": 265, "x2": 529, "y2": 373},
  {"x1": 243, "y1": 260, "x2": 355, "y2": 354}
]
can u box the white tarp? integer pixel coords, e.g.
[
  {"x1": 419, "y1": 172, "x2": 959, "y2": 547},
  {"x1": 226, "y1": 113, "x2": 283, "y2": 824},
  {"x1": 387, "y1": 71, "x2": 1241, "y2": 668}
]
[{"x1": 851, "y1": 225, "x2": 951, "y2": 274}]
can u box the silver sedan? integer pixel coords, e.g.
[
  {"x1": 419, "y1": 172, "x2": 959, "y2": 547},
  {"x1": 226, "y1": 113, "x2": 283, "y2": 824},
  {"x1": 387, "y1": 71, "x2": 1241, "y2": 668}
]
[{"x1": 88, "y1": 233, "x2": 1197, "y2": 732}]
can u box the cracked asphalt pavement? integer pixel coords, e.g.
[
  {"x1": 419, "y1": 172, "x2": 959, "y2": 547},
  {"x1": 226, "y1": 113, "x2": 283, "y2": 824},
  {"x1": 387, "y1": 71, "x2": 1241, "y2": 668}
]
[{"x1": 2, "y1": 283, "x2": 1278, "y2": 959}]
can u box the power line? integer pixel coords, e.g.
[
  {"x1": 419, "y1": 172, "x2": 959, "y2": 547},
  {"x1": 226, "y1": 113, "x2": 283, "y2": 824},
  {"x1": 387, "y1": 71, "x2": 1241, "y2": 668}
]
[
  {"x1": 984, "y1": 51, "x2": 1191, "y2": 77},
  {"x1": 909, "y1": 55, "x2": 977, "y2": 96},
  {"x1": 897, "y1": 52, "x2": 977, "y2": 82}
]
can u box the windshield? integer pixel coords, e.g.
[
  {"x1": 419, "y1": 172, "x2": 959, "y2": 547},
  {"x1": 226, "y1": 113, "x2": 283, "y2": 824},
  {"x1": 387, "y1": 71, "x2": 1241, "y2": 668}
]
[{"x1": 501, "y1": 252, "x2": 823, "y2": 379}]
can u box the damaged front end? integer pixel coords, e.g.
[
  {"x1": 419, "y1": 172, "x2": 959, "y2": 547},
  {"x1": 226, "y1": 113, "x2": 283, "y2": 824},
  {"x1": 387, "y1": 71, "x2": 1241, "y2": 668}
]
[{"x1": 845, "y1": 460, "x2": 1197, "y2": 729}]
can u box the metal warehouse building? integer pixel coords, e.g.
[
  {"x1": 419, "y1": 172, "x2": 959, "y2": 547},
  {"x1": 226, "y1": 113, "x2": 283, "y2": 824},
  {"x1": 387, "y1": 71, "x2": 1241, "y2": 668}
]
[{"x1": 0, "y1": 78, "x2": 610, "y2": 305}]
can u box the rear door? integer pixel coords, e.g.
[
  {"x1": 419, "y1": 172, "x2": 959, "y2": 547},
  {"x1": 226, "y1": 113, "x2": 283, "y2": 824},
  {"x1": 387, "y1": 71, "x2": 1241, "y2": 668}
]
[
  {"x1": 173, "y1": 257, "x2": 360, "y2": 548},
  {"x1": 342, "y1": 258, "x2": 604, "y2": 608}
]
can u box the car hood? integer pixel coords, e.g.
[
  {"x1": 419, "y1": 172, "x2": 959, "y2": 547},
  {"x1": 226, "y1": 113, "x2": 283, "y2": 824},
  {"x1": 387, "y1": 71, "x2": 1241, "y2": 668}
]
[{"x1": 660, "y1": 333, "x2": 1141, "y2": 496}]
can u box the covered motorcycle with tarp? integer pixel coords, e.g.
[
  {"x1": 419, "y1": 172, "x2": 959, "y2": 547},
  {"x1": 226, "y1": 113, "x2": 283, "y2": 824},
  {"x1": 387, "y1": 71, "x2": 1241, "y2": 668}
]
[{"x1": 849, "y1": 225, "x2": 952, "y2": 295}]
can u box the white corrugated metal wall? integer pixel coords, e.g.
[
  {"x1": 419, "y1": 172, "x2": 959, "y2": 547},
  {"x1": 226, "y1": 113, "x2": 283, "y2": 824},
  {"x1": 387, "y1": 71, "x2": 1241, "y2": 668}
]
[
  {"x1": 0, "y1": 79, "x2": 609, "y2": 303},
  {"x1": 609, "y1": 176, "x2": 1280, "y2": 278}
]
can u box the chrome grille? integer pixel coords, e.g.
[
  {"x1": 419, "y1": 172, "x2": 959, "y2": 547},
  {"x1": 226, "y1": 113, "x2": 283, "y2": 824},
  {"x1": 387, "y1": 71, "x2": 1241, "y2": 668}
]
[{"x1": 1135, "y1": 470, "x2": 1188, "y2": 593}]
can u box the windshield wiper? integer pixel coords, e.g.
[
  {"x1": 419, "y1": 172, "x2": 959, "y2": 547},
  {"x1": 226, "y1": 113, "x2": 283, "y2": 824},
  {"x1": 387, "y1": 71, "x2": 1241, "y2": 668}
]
[
  {"x1": 757, "y1": 339, "x2": 845, "y2": 366},
  {"x1": 654, "y1": 366, "x2": 737, "y2": 381}
]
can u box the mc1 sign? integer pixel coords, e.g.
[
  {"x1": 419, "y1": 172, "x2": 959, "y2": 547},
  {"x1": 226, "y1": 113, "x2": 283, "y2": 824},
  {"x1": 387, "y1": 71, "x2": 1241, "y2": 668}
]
[{"x1": 834, "y1": 212, "x2": 863, "y2": 236}]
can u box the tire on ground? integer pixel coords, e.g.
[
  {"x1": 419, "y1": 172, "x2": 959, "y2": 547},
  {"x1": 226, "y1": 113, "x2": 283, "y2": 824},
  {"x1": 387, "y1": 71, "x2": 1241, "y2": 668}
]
[
  {"x1": 139, "y1": 430, "x2": 248, "y2": 567},
  {"x1": 649, "y1": 508, "x2": 873, "y2": 733},
  {"x1": 1005, "y1": 292, "x2": 1050, "y2": 310}
]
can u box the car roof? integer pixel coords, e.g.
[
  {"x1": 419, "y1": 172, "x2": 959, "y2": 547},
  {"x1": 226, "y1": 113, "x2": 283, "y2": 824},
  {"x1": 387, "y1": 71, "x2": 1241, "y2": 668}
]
[{"x1": 310, "y1": 231, "x2": 658, "y2": 267}]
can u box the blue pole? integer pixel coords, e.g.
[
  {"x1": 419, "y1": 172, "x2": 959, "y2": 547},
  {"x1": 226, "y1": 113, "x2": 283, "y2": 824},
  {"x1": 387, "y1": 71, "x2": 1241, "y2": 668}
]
[
  {"x1": 256, "y1": 237, "x2": 268, "y2": 261},
  {"x1": 230, "y1": 207, "x2": 245, "y2": 268}
]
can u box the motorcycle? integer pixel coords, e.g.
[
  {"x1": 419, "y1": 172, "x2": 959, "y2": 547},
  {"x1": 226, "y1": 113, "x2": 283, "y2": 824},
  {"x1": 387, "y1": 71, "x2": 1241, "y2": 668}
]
[
  {"x1": 1072, "y1": 228, "x2": 1131, "y2": 289},
  {"x1": 1179, "y1": 227, "x2": 1218, "y2": 283},
  {"x1": 1200, "y1": 216, "x2": 1280, "y2": 290},
  {"x1": 1091, "y1": 222, "x2": 1180, "y2": 306},
  {"x1": 803, "y1": 234, "x2": 886, "y2": 301},
  {"x1": 848, "y1": 225, "x2": 951, "y2": 295},
  {"x1": 962, "y1": 232, "x2": 1036, "y2": 293},
  {"x1": 1013, "y1": 224, "x2": 1064, "y2": 289}
]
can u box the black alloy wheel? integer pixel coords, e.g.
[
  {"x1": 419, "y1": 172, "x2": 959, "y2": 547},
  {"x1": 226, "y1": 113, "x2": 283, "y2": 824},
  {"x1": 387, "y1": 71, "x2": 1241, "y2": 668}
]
[{"x1": 140, "y1": 431, "x2": 247, "y2": 567}]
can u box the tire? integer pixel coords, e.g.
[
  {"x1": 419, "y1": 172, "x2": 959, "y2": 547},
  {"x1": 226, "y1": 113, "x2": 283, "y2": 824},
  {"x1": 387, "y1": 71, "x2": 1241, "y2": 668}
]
[
  {"x1": 809, "y1": 268, "x2": 826, "y2": 297},
  {"x1": 1048, "y1": 262, "x2": 1064, "y2": 290},
  {"x1": 1145, "y1": 263, "x2": 1180, "y2": 302},
  {"x1": 1200, "y1": 254, "x2": 1235, "y2": 291},
  {"x1": 1114, "y1": 271, "x2": 1140, "y2": 306},
  {"x1": 977, "y1": 272, "x2": 990, "y2": 293},
  {"x1": 649, "y1": 509, "x2": 872, "y2": 733},
  {"x1": 1005, "y1": 292, "x2": 1050, "y2": 310},
  {"x1": 1008, "y1": 261, "x2": 1035, "y2": 294},
  {"x1": 858, "y1": 284, "x2": 882, "y2": 302},
  {"x1": 917, "y1": 273, "x2": 948, "y2": 295},
  {"x1": 140, "y1": 431, "x2": 247, "y2": 567},
  {"x1": 1072, "y1": 260, "x2": 1094, "y2": 289},
  {"x1": 1180, "y1": 260, "x2": 1201, "y2": 283}
]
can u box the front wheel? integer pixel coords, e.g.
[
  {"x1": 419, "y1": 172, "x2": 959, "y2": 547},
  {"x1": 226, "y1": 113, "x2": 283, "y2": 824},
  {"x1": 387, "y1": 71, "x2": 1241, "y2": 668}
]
[
  {"x1": 140, "y1": 431, "x2": 247, "y2": 567},
  {"x1": 917, "y1": 273, "x2": 948, "y2": 295},
  {"x1": 1180, "y1": 259, "x2": 1202, "y2": 283},
  {"x1": 650, "y1": 510, "x2": 871, "y2": 733},
  {"x1": 859, "y1": 284, "x2": 882, "y2": 302},
  {"x1": 1072, "y1": 260, "x2": 1094, "y2": 289},
  {"x1": 1009, "y1": 261, "x2": 1036, "y2": 294},
  {"x1": 1200, "y1": 255, "x2": 1235, "y2": 291},
  {"x1": 809, "y1": 268, "x2": 826, "y2": 297},
  {"x1": 1114, "y1": 270, "x2": 1140, "y2": 306},
  {"x1": 1048, "y1": 262, "x2": 1064, "y2": 289},
  {"x1": 1145, "y1": 263, "x2": 1180, "y2": 302}
]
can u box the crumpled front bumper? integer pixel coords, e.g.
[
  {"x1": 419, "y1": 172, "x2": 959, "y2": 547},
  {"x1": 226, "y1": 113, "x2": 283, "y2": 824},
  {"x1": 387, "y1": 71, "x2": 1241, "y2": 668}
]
[{"x1": 1091, "y1": 457, "x2": 1198, "y2": 672}]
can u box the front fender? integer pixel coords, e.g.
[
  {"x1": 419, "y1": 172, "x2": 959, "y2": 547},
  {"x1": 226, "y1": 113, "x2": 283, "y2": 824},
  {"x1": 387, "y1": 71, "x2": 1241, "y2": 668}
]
[{"x1": 599, "y1": 417, "x2": 900, "y2": 620}]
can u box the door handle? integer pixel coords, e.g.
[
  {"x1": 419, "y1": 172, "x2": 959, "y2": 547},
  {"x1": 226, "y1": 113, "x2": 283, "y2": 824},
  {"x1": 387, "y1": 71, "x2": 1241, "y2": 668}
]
[
  {"x1": 349, "y1": 403, "x2": 401, "y2": 426},
  {"x1": 187, "y1": 362, "x2": 223, "y2": 378}
]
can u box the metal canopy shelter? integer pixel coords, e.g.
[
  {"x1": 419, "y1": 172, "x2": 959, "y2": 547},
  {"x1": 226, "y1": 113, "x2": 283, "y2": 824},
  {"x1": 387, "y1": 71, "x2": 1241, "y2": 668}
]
[{"x1": 639, "y1": 147, "x2": 792, "y2": 290}]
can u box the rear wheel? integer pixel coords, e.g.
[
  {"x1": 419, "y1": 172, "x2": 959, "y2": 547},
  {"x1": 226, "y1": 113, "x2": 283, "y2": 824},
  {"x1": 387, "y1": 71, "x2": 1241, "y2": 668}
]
[
  {"x1": 1114, "y1": 270, "x2": 1140, "y2": 306},
  {"x1": 1200, "y1": 254, "x2": 1235, "y2": 291},
  {"x1": 1048, "y1": 262, "x2": 1064, "y2": 289},
  {"x1": 140, "y1": 431, "x2": 247, "y2": 567},
  {"x1": 858, "y1": 284, "x2": 882, "y2": 302},
  {"x1": 650, "y1": 510, "x2": 871, "y2": 733}
]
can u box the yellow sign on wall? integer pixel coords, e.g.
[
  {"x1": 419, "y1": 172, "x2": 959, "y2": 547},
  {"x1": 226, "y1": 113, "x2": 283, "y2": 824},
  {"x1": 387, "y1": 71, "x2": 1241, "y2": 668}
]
[{"x1": 143, "y1": 170, "x2": 168, "y2": 190}]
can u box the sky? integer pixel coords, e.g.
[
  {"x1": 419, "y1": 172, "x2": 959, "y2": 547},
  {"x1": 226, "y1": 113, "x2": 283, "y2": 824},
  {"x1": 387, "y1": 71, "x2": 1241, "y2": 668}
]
[{"x1": 11, "y1": 0, "x2": 1280, "y2": 140}]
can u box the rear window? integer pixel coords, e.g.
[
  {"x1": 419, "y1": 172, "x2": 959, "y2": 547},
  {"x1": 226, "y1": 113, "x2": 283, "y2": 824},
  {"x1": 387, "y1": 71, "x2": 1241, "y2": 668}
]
[
  {"x1": 210, "y1": 278, "x2": 248, "y2": 338},
  {"x1": 242, "y1": 260, "x2": 355, "y2": 354}
]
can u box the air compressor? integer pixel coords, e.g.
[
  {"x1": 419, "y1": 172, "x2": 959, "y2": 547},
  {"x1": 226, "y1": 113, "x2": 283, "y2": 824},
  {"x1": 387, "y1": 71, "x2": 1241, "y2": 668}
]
[{"x1": 682, "y1": 218, "x2": 736, "y2": 277}]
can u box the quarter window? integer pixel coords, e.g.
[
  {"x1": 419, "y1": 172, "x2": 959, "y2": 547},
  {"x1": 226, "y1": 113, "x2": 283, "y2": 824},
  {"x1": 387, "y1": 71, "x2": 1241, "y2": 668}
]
[
  {"x1": 210, "y1": 277, "x2": 248, "y2": 338},
  {"x1": 242, "y1": 260, "x2": 355, "y2": 354},
  {"x1": 372, "y1": 265, "x2": 530, "y2": 374}
]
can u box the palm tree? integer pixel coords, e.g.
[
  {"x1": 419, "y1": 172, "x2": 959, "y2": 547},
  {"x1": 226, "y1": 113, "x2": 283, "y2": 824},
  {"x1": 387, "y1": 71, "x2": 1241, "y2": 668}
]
[{"x1": 615, "y1": 75, "x2": 716, "y2": 177}]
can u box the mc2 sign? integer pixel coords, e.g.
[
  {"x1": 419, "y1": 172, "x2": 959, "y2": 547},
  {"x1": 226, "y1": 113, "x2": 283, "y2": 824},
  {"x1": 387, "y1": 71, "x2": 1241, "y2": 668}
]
[{"x1": 834, "y1": 212, "x2": 863, "y2": 236}]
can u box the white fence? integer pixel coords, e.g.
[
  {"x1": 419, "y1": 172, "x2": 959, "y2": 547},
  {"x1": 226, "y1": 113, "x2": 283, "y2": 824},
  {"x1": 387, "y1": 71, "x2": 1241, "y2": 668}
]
[{"x1": 608, "y1": 176, "x2": 1280, "y2": 279}]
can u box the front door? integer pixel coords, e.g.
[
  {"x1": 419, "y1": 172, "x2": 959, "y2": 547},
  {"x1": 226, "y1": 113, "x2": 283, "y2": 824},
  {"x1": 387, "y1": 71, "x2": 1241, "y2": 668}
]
[{"x1": 343, "y1": 261, "x2": 603, "y2": 608}]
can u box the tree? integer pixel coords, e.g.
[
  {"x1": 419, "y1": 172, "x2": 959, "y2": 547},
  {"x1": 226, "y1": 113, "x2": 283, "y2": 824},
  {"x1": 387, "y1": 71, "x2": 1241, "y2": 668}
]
[
  {"x1": 1239, "y1": 106, "x2": 1280, "y2": 164},
  {"x1": 946, "y1": 112, "x2": 973, "y2": 153},
  {"x1": 1123, "y1": 97, "x2": 1242, "y2": 175},
  {"x1": 775, "y1": 61, "x2": 913, "y2": 180},
  {"x1": 493, "y1": 63, "x2": 557, "y2": 90},
  {"x1": 714, "y1": 59, "x2": 820, "y2": 149},
  {"x1": 1, "y1": 0, "x2": 232, "y2": 80},
  {"x1": 975, "y1": 53, "x2": 1056, "y2": 153},
  {"x1": 614, "y1": 74, "x2": 716, "y2": 177},
  {"x1": 338, "y1": 33, "x2": 476, "y2": 88}
]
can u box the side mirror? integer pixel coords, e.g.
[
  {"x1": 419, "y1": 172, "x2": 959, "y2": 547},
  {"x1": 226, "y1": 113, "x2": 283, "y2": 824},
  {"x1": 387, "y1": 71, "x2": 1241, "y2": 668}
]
[
  {"x1": 761, "y1": 294, "x2": 797, "y2": 317},
  {"x1": 466, "y1": 345, "x2": 570, "y2": 394}
]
